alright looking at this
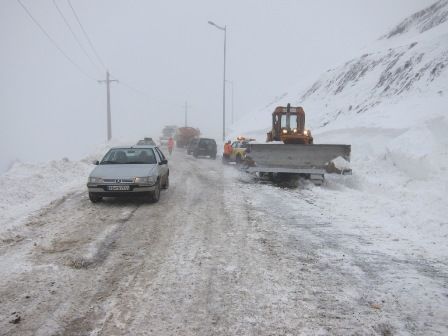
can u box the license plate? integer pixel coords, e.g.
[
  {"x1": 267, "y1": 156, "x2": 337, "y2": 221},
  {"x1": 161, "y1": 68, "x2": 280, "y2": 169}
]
[{"x1": 107, "y1": 185, "x2": 130, "y2": 191}]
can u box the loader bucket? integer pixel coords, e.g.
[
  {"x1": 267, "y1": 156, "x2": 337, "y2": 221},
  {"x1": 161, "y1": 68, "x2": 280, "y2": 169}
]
[{"x1": 245, "y1": 143, "x2": 351, "y2": 174}]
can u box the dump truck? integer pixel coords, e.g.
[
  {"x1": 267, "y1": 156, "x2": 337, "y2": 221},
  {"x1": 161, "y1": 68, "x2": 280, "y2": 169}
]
[
  {"x1": 245, "y1": 104, "x2": 351, "y2": 185},
  {"x1": 176, "y1": 127, "x2": 200, "y2": 148}
]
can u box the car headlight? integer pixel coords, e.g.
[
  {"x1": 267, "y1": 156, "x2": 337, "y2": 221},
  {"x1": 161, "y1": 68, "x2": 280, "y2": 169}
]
[
  {"x1": 88, "y1": 177, "x2": 103, "y2": 183},
  {"x1": 134, "y1": 176, "x2": 156, "y2": 185},
  {"x1": 293, "y1": 128, "x2": 298, "y2": 133},
  {"x1": 282, "y1": 128, "x2": 288, "y2": 134},
  {"x1": 304, "y1": 130, "x2": 309, "y2": 136}
]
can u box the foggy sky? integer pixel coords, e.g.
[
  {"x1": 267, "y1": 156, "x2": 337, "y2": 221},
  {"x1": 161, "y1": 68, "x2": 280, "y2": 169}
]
[{"x1": 0, "y1": 0, "x2": 434, "y2": 171}]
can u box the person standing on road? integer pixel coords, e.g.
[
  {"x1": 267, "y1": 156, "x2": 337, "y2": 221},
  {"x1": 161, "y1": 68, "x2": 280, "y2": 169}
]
[
  {"x1": 222, "y1": 140, "x2": 232, "y2": 163},
  {"x1": 167, "y1": 137, "x2": 174, "y2": 156}
]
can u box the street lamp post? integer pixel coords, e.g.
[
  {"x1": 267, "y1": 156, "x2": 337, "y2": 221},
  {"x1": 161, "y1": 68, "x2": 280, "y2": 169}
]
[
  {"x1": 208, "y1": 20, "x2": 227, "y2": 142},
  {"x1": 226, "y1": 80, "x2": 234, "y2": 124}
]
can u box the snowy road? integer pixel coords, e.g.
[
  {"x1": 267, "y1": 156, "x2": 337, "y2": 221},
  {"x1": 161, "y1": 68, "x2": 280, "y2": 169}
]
[{"x1": 1, "y1": 151, "x2": 447, "y2": 335}]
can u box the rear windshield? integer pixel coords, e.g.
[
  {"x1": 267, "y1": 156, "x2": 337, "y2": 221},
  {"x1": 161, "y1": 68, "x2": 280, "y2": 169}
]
[
  {"x1": 199, "y1": 139, "x2": 216, "y2": 146},
  {"x1": 101, "y1": 148, "x2": 157, "y2": 164}
]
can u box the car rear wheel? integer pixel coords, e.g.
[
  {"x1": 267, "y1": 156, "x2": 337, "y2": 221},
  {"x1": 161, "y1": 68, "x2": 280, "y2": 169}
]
[
  {"x1": 236, "y1": 154, "x2": 243, "y2": 165},
  {"x1": 89, "y1": 192, "x2": 102, "y2": 203}
]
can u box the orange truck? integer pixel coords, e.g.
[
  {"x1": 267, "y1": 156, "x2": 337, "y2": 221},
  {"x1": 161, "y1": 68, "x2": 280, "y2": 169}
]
[{"x1": 175, "y1": 127, "x2": 200, "y2": 148}]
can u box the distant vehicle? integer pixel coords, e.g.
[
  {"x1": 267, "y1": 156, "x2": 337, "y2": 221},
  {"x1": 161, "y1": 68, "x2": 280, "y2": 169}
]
[
  {"x1": 187, "y1": 138, "x2": 199, "y2": 155},
  {"x1": 136, "y1": 137, "x2": 156, "y2": 146},
  {"x1": 190, "y1": 138, "x2": 217, "y2": 159},
  {"x1": 228, "y1": 136, "x2": 255, "y2": 164},
  {"x1": 87, "y1": 145, "x2": 169, "y2": 203},
  {"x1": 159, "y1": 138, "x2": 169, "y2": 147},
  {"x1": 176, "y1": 127, "x2": 200, "y2": 148},
  {"x1": 160, "y1": 125, "x2": 177, "y2": 147}
]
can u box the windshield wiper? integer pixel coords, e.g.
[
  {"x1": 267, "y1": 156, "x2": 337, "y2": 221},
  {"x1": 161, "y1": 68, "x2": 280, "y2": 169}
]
[
  {"x1": 127, "y1": 161, "x2": 156, "y2": 164},
  {"x1": 100, "y1": 160, "x2": 120, "y2": 164}
]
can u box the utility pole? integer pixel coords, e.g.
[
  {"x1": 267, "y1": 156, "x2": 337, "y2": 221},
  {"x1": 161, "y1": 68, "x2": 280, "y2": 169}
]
[
  {"x1": 98, "y1": 71, "x2": 118, "y2": 141},
  {"x1": 222, "y1": 25, "x2": 227, "y2": 141},
  {"x1": 208, "y1": 21, "x2": 227, "y2": 141},
  {"x1": 184, "y1": 101, "x2": 188, "y2": 127}
]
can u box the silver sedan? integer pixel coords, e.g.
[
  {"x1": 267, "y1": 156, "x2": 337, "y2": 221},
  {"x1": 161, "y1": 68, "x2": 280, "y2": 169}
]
[{"x1": 87, "y1": 145, "x2": 169, "y2": 203}]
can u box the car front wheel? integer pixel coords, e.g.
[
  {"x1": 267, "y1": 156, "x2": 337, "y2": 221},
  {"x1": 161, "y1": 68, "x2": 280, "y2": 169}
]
[
  {"x1": 150, "y1": 181, "x2": 161, "y2": 203},
  {"x1": 89, "y1": 192, "x2": 102, "y2": 203},
  {"x1": 163, "y1": 175, "x2": 169, "y2": 189}
]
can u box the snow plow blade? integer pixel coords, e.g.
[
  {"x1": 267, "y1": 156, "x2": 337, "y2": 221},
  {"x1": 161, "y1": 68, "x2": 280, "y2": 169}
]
[{"x1": 245, "y1": 143, "x2": 351, "y2": 175}]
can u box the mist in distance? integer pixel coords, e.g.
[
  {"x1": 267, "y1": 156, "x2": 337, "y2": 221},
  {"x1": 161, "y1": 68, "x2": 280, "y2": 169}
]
[{"x1": 0, "y1": 0, "x2": 433, "y2": 172}]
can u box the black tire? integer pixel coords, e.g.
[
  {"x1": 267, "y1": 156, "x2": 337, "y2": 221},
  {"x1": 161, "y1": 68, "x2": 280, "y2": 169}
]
[
  {"x1": 89, "y1": 192, "x2": 102, "y2": 203},
  {"x1": 236, "y1": 155, "x2": 242, "y2": 165},
  {"x1": 150, "y1": 181, "x2": 161, "y2": 203},
  {"x1": 162, "y1": 175, "x2": 169, "y2": 189}
]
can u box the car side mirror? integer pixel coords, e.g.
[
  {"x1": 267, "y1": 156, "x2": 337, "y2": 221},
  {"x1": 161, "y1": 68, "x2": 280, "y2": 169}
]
[
  {"x1": 93, "y1": 160, "x2": 99, "y2": 165},
  {"x1": 159, "y1": 159, "x2": 168, "y2": 165}
]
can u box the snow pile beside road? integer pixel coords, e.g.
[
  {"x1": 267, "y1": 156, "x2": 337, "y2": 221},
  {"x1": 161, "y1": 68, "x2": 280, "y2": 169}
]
[
  {"x1": 0, "y1": 159, "x2": 92, "y2": 236},
  {"x1": 0, "y1": 140, "x2": 119, "y2": 237},
  {"x1": 330, "y1": 156, "x2": 351, "y2": 171}
]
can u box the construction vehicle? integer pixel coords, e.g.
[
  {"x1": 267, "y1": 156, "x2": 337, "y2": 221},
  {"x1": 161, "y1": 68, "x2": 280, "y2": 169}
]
[
  {"x1": 267, "y1": 105, "x2": 314, "y2": 144},
  {"x1": 176, "y1": 127, "x2": 200, "y2": 148},
  {"x1": 245, "y1": 104, "x2": 351, "y2": 185}
]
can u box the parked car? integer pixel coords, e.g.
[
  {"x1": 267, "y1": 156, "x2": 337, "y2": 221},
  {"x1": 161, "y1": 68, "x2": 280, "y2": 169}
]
[
  {"x1": 190, "y1": 138, "x2": 217, "y2": 159},
  {"x1": 187, "y1": 138, "x2": 199, "y2": 155},
  {"x1": 229, "y1": 136, "x2": 255, "y2": 164},
  {"x1": 87, "y1": 145, "x2": 169, "y2": 203},
  {"x1": 136, "y1": 137, "x2": 156, "y2": 146}
]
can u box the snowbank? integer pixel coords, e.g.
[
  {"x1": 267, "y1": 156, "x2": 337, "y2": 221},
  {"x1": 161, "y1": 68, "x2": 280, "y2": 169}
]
[
  {"x1": 0, "y1": 141, "x2": 118, "y2": 237},
  {"x1": 0, "y1": 159, "x2": 91, "y2": 236}
]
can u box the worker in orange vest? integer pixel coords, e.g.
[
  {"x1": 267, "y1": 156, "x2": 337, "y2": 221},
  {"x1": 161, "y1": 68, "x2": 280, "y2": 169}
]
[
  {"x1": 167, "y1": 137, "x2": 174, "y2": 156},
  {"x1": 222, "y1": 140, "x2": 232, "y2": 163}
]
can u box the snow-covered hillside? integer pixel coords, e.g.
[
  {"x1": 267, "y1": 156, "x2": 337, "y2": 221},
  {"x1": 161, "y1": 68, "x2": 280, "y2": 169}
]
[
  {"x1": 231, "y1": 0, "x2": 448, "y2": 258},
  {"x1": 235, "y1": 0, "x2": 448, "y2": 134}
]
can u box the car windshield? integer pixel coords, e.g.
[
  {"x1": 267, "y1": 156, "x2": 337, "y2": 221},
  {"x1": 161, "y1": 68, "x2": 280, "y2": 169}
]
[
  {"x1": 101, "y1": 148, "x2": 157, "y2": 164},
  {"x1": 280, "y1": 114, "x2": 298, "y2": 129}
]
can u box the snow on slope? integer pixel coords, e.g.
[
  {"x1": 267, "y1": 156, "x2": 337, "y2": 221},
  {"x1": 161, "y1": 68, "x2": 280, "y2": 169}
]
[
  {"x1": 231, "y1": 1, "x2": 448, "y2": 259},
  {"x1": 383, "y1": 0, "x2": 448, "y2": 39}
]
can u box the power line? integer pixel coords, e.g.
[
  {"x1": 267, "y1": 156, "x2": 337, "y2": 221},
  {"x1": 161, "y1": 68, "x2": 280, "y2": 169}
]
[
  {"x1": 67, "y1": 0, "x2": 107, "y2": 71},
  {"x1": 109, "y1": 73, "x2": 178, "y2": 107},
  {"x1": 52, "y1": 0, "x2": 102, "y2": 75},
  {"x1": 16, "y1": 0, "x2": 96, "y2": 81}
]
